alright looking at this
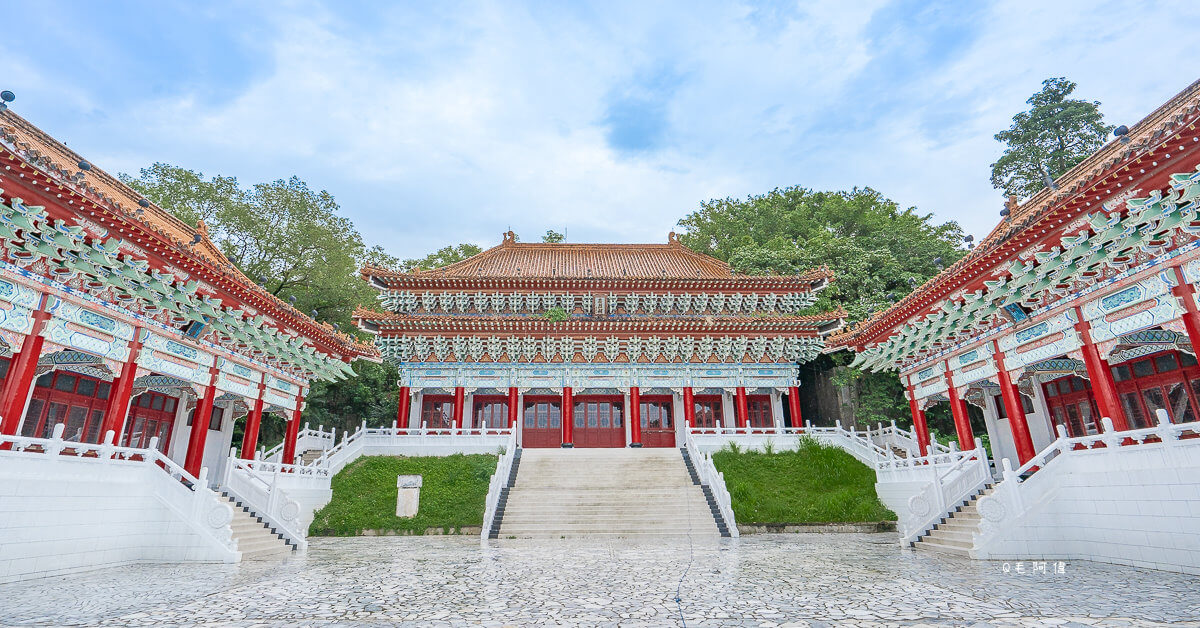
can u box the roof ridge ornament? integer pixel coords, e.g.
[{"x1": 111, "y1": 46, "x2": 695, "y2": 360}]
[{"x1": 502, "y1": 230, "x2": 516, "y2": 244}]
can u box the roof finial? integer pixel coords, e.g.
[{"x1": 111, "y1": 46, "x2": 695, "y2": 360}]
[
  {"x1": 503, "y1": 230, "x2": 516, "y2": 244},
  {"x1": 668, "y1": 231, "x2": 679, "y2": 244}
]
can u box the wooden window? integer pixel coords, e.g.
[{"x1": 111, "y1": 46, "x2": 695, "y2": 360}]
[
  {"x1": 472, "y1": 398, "x2": 509, "y2": 429},
  {"x1": 692, "y1": 397, "x2": 723, "y2": 428},
  {"x1": 421, "y1": 396, "x2": 455, "y2": 429},
  {"x1": 639, "y1": 401, "x2": 673, "y2": 429},
  {"x1": 21, "y1": 371, "x2": 110, "y2": 443},
  {"x1": 747, "y1": 395, "x2": 773, "y2": 428}
]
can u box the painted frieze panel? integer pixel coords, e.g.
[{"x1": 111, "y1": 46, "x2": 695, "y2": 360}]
[{"x1": 1081, "y1": 272, "x2": 1180, "y2": 342}]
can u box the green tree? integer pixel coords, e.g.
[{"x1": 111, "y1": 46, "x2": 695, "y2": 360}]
[
  {"x1": 402, "y1": 243, "x2": 482, "y2": 270},
  {"x1": 677, "y1": 186, "x2": 967, "y2": 426},
  {"x1": 123, "y1": 164, "x2": 402, "y2": 444},
  {"x1": 990, "y1": 77, "x2": 1112, "y2": 199},
  {"x1": 542, "y1": 229, "x2": 564, "y2": 243}
]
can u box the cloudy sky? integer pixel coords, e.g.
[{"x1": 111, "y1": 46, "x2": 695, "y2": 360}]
[{"x1": 3, "y1": 1, "x2": 1197, "y2": 260}]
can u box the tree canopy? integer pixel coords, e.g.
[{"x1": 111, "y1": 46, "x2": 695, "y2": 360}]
[
  {"x1": 676, "y1": 186, "x2": 966, "y2": 321},
  {"x1": 123, "y1": 163, "x2": 397, "y2": 327},
  {"x1": 123, "y1": 163, "x2": 401, "y2": 441},
  {"x1": 990, "y1": 77, "x2": 1112, "y2": 199},
  {"x1": 542, "y1": 229, "x2": 565, "y2": 243}
]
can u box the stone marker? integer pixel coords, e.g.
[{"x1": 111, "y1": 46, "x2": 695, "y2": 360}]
[{"x1": 396, "y1": 475, "x2": 422, "y2": 518}]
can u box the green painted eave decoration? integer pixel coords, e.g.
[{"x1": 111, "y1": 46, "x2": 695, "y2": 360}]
[{"x1": 858, "y1": 162, "x2": 1200, "y2": 372}]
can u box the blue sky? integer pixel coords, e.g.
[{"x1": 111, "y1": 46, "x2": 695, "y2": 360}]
[{"x1": 3, "y1": 1, "x2": 1198, "y2": 260}]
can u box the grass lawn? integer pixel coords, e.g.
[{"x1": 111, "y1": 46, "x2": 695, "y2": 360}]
[
  {"x1": 309, "y1": 454, "x2": 497, "y2": 536},
  {"x1": 712, "y1": 438, "x2": 896, "y2": 524}
]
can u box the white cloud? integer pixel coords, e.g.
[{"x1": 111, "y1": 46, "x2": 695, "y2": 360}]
[{"x1": 5, "y1": 0, "x2": 1199, "y2": 260}]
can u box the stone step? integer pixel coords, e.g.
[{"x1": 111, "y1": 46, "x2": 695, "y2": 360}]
[
  {"x1": 913, "y1": 539, "x2": 970, "y2": 556},
  {"x1": 934, "y1": 520, "x2": 981, "y2": 534},
  {"x1": 923, "y1": 532, "x2": 972, "y2": 548}
]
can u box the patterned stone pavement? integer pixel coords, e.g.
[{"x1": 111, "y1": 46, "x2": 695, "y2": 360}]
[{"x1": 2, "y1": 534, "x2": 1198, "y2": 626}]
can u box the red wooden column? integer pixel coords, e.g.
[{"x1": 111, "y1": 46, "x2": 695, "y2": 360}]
[
  {"x1": 282, "y1": 391, "x2": 304, "y2": 466},
  {"x1": 943, "y1": 362, "x2": 974, "y2": 450},
  {"x1": 396, "y1": 385, "x2": 411, "y2": 428},
  {"x1": 452, "y1": 386, "x2": 465, "y2": 430},
  {"x1": 906, "y1": 388, "x2": 930, "y2": 457},
  {"x1": 1073, "y1": 306, "x2": 1128, "y2": 431},
  {"x1": 0, "y1": 295, "x2": 51, "y2": 436},
  {"x1": 240, "y1": 383, "x2": 266, "y2": 459},
  {"x1": 629, "y1": 386, "x2": 643, "y2": 447},
  {"x1": 183, "y1": 366, "x2": 220, "y2": 478},
  {"x1": 735, "y1": 387, "x2": 749, "y2": 429},
  {"x1": 682, "y1": 387, "x2": 695, "y2": 427},
  {"x1": 1171, "y1": 265, "x2": 1200, "y2": 351},
  {"x1": 992, "y1": 342, "x2": 1036, "y2": 464},
  {"x1": 100, "y1": 329, "x2": 143, "y2": 441},
  {"x1": 507, "y1": 387, "x2": 520, "y2": 428},
  {"x1": 787, "y1": 386, "x2": 803, "y2": 429},
  {"x1": 561, "y1": 386, "x2": 574, "y2": 447}
]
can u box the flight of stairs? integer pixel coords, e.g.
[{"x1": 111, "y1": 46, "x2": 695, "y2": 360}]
[
  {"x1": 912, "y1": 485, "x2": 994, "y2": 556},
  {"x1": 492, "y1": 448, "x2": 726, "y2": 539},
  {"x1": 299, "y1": 449, "x2": 325, "y2": 465},
  {"x1": 221, "y1": 494, "x2": 296, "y2": 560}
]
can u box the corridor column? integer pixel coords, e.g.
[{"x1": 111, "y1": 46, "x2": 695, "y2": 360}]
[
  {"x1": 629, "y1": 386, "x2": 642, "y2": 447},
  {"x1": 240, "y1": 383, "x2": 266, "y2": 459},
  {"x1": 943, "y1": 361, "x2": 974, "y2": 451},
  {"x1": 1073, "y1": 306, "x2": 1128, "y2": 431},
  {"x1": 1171, "y1": 265, "x2": 1200, "y2": 351},
  {"x1": 99, "y1": 328, "x2": 143, "y2": 441},
  {"x1": 396, "y1": 386, "x2": 411, "y2": 430},
  {"x1": 561, "y1": 386, "x2": 574, "y2": 447},
  {"x1": 507, "y1": 387, "x2": 519, "y2": 429},
  {"x1": 682, "y1": 387, "x2": 695, "y2": 427},
  {"x1": 906, "y1": 387, "x2": 930, "y2": 457},
  {"x1": 993, "y1": 341, "x2": 1036, "y2": 464},
  {"x1": 0, "y1": 294, "x2": 51, "y2": 436},
  {"x1": 787, "y1": 386, "x2": 803, "y2": 430},
  {"x1": 282, "y1": 390, "x2": 304, "y2": 466},
  {"x1": 452, "y1": 386, "x2": 465, "y2": 431},
  {"x1": 183, "y1": 364, "x2": 220, "y2": 478},
  {"x1": 735, "y1": 387, "x2": 749, "y2": 429}
]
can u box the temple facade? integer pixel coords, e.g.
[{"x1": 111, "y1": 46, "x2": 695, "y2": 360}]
[
  {"x1": 355, "y1": 233, "x2": 844, "y2": 449},
  {"x1": 831, "y1": 78, "x2": 1200, "y2": 466},
  {"x1": 0, "y1": 109, "x2": 376, "y2": 477},
  {"x1": 829, "y1": 80, "x2": 1200, "y2": 572}
]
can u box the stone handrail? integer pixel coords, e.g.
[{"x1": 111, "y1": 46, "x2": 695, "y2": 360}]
[
  {"x1": 897, "y1": 438, "x2": 991, "y2": 544},
  {"x1": 974, "y1": 409, "x2": 1197, "y2": 548},
  {"x1": 684, "y1": 429, "x2": 739, "y2": 537},
  {"x1": 311, "y1": 422, "x2": 515, "y2": 476},
  {"x1": 480, "y1": 429, "x2": 519, "y2": 542},
  {"x1": 223, "y1": 450, "x2": 316, "y2": 551},
  {"x1": 1, "y1": 424, "x2": 239, "y2": 560},
  {"x1": 262, "y1": 424, "x2": 336, "y2": 462}
]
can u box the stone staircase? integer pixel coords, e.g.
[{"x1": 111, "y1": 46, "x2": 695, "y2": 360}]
[
  {"x1": 221, "y1": 494, "x2": 296, "y2": 560},
  {"x1": 493, "y1": 448, "x2": 725, "y2": 539},
  {"x1": 299, "y1": 449, "x2": 325, "y2": 465},
  {"x1": 912, "y1": 485, "x2": 994, "y2": 556}
]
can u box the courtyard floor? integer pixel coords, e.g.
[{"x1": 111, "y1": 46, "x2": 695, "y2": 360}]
[{"x1": 1, "y1": 534, "x2": 1198, "y2": 626}]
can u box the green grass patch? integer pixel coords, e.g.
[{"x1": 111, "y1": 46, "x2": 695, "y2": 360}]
[
  {"x1": 309, "y1": 454, "x2": 497, "y2": 536},
  {"x1": 712, "y1": 438, "x2": 896, "y2": 524}
]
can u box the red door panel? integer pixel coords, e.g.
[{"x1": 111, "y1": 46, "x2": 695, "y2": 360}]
[
  {"x1": 522, "y1": 398, "x2": 562, "y2": 448},
  {"x1": 573, "y1": 397, "x2": 624, "y2": 447},
  {"x1": 639, "y1": 396, "x2": 675, "y2": 447}
]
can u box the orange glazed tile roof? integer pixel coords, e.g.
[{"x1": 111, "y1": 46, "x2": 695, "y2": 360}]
[
  {"x1": 427, "y1": 231, "x2": 731, "y2": 279},
  {"x1": 367, "y1": 231, "x2": 832, "y2": 284}
]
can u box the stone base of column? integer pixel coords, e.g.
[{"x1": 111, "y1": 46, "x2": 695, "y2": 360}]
[
  {"x1": 629, "y1": 443, "x2": 643, "y2": 448},
  {"x1": 561, "y1": 443, "x2": 574, "y2": 448}
]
